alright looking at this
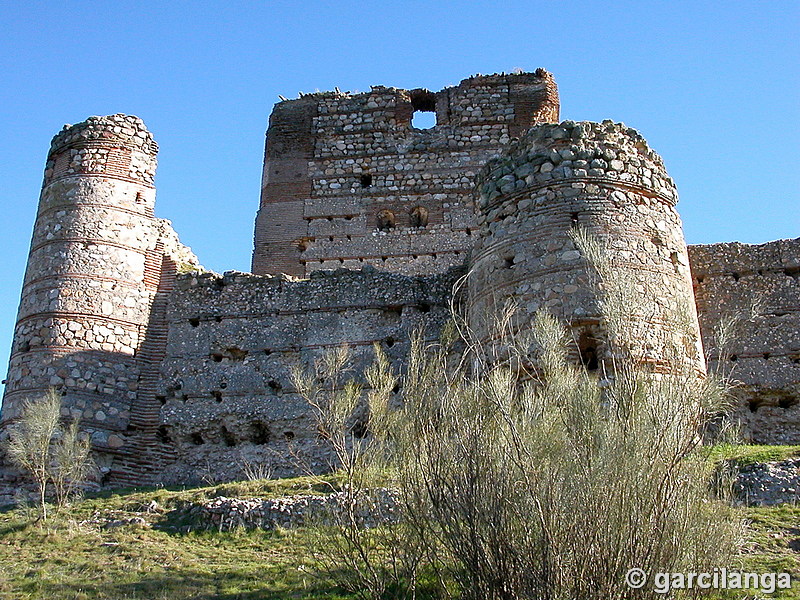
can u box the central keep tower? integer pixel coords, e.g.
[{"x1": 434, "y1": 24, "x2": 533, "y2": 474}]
[{"x1": 252, "y1": 70, "x2": 559, "y2": 277}]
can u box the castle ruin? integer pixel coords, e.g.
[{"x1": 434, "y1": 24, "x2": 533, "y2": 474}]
[{"x1": 1, "y1": 70, "x2": 798, "y2": 494}]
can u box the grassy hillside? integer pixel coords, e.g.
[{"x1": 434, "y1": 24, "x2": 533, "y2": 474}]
[
  {"x1": 0, "y1": 449, "x2": 797, "y2": 600},
  {"x1": 0, "y1": 476, "x2": 350, "y2": 600}
]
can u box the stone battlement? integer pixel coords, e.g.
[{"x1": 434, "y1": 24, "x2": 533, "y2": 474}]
[
  {"x1": 476, "y1": 120, "x2": 677, "y2": 212},
  {"x1": 469, "y1": 119, "x2": 701, "y2": 377},
  {"x1": 45, "y1": 115, "x2": 158, "y2": 190},
  {"x1": 49, "y1": 114, "x2": 157, "y2": 154}
]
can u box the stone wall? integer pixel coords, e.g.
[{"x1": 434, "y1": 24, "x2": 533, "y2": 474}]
[
  {"x1": 689, "y1": 239, "x2": 800, "y2": 443},
  {"x1": 2, "y1": 72, "x2": 799, "y2": 500},
  {"x1": 155, "y1": 267, "x2": 460, "y2": 485},
  {"x1": 0, "y1": 115, "x2": 199, "y2": 491},
  {"x1": 468, "y1": 120, "x2": 704, "y2": 376},
  {"x1": 252, "y1": 70, "x2": 559, "y2": 277}
]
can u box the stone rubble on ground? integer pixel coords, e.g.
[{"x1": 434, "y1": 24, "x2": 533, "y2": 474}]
[
  {"x1": 734, "y1": 458, "x2": 800, "y2": 506},
  {"x1": 193, "y1": 487, "x2": 401, "y2": 531}
]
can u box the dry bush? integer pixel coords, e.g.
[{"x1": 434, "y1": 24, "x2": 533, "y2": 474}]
[
  {"x1": 301, "y1": 230, "x2": 743, "y2": 599},
  {"x1": 50, "y1": 417, "x2": 93, "y2": 509},
  {"x1": 376, "y1": 314, "x2": 741, "y2": 599},
  {"x1": 292, "y1": 347, "x2": 426, "y2": 600}
]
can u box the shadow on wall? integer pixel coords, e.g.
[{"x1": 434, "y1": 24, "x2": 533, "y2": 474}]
[{"x1": 0, "y1": 346, "x2": 165, "y2": 487}]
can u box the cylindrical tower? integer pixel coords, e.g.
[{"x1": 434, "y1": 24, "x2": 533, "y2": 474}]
[
  {"x1": 468, "y1": 120, "x2": 705, "y2": 376},
  {"x1": 1, "y1": 114, "x2": 163, "y2": 479}
]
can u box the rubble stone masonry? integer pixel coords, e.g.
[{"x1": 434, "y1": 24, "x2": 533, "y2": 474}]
[
  {"x1": 468, "y1": 120, "x2": 704, "y2": 376},
  {"x1": 0, "y1": 71, "x2": 797, "y2": 494},
  {"x1": 0, "y1": 115, "x2": 198, "y2": 491},
  {"x1": 156, "y1": 267, "x2": 457, "y2": 484},
  {"x1": 690, "y1": 239, "x2": 800, "y2": 443},
  {"x1": 252, "y1": 70, "x2": 559, "y2": 277}
]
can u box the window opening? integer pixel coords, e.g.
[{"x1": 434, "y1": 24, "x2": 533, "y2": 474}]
[
  {"x1": 412, "y1": 112, "x2": 436, "y2": 129},
  {"x1": 410, "y1": 89, "x2": 437, "y2": 129},
  {"x1": 578, "y1": 330, "x2": 600, "y2": 371},
  {"x1": 377, "y1": 209, "x2": 396, "y2": 231}
]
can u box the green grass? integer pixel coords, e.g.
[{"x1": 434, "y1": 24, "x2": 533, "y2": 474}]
[
  {"x1": 0, "y1": 476, "x2": 352, "y2": 600},
  {"x1": 705, "y1": 443, "x2": 800, "y2": 467},
  {"x1": 0, "y1": 452, "x2": 798, "y2": 600},
  {"x1": 709, "y1": 505, "x2": 800, "y2": 599},
  {"x1": 0, "y1": 522, "x2": 346, "y2": 600},
  {"x1": 702, "y1": 445, "x2": 800, "y2": 598}
]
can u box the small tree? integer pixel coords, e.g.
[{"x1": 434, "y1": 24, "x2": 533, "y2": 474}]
[
  {"x1": 4, "y1": 389, "x2": 60, "y2": 521},
  {"x1": 3, "y1": 389, "x2": 93, "y2": 521}
]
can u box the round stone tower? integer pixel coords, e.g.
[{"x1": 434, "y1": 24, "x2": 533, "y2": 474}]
[
  {"x1": 1, "y1": 115, "x2": 166, "y2": 481},
  {"x1": 468, "y1": 120, "x2": 705, "y2": 376}
]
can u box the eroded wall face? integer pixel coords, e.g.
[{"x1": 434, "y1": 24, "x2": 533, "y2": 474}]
[
  {"x1": 689, "y1": 239, "x2": 800, "y2": 443},
  {"x1": 3, "y1": 74, "x2": 799, "y2": 504},
  {"x1": 253, "y1": 71, "x2": 559, "y2": 277},
  {"x1": 156, "y1": 268, "x2": 459, "y2": 484}
]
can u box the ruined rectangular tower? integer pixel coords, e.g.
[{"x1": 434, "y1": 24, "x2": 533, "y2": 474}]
[{"x1": 252, "y1": 70, "x2": 559, "y2": 277}]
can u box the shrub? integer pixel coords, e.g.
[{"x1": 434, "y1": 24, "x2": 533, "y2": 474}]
[
  {"x1": 3, "y1": 388, "x2": 94, "y2": 521},
  {"x1": 372, "y1": 315, "x2": 741, "y2": 599},
  {"x1": 292, "y1": 346, "x2": 426, "y2": 600},
  {"x1": 303, "y1": 231, "x2": 743, "y2": 599}
]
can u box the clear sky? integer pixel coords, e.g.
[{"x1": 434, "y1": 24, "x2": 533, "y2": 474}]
[{"x1": 0, "y1": 1, "x2": 798, "y2": 397}]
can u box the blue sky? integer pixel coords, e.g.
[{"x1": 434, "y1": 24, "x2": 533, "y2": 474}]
[{"x1": 0, "y1": 1, "x2": 798, "y2": 396}]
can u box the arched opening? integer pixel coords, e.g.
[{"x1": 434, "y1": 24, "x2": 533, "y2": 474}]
[
  {"x1": 578, "y1": 330, "x2": 600, "y2": 372},
  {"x1": 377, "y1": 209, "x2": 396, "y2": 231},
  {"x1": 351, "y1": 417, "x2": 369, "y2": 439},
  {"x1": 410, "y1": 206, "x2": 428, "y2": 228}
]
